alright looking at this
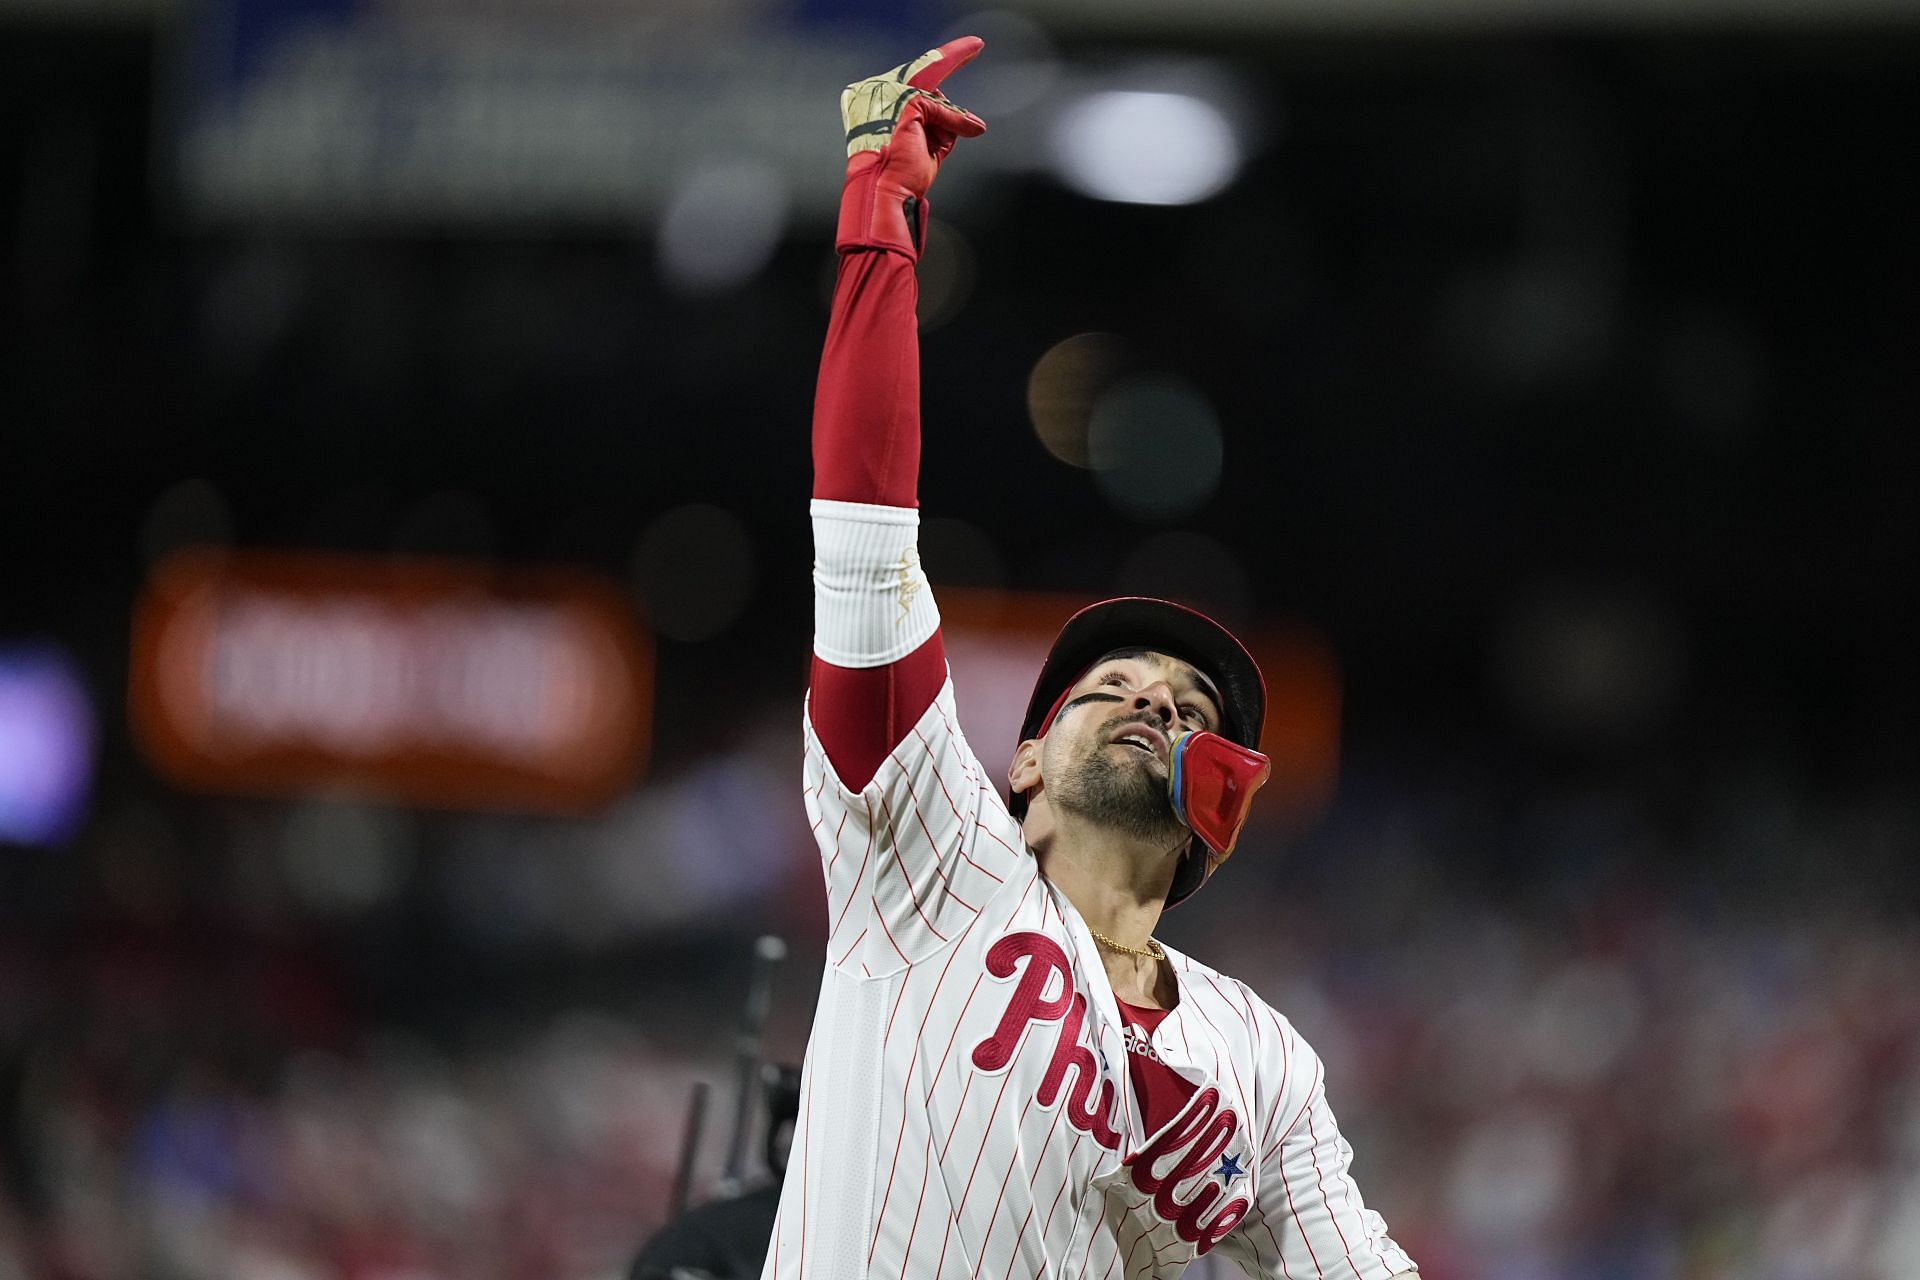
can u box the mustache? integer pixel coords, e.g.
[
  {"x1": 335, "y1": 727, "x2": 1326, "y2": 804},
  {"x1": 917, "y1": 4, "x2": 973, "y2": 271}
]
[{"x1": 1100, "y1": 710, "x2": 1169, "y2": 735}]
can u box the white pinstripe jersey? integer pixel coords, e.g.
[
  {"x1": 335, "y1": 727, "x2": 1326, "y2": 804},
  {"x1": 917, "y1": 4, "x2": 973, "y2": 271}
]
[{"x1": 764, "y1": 675, "x2": 1419, "y2": 1280}]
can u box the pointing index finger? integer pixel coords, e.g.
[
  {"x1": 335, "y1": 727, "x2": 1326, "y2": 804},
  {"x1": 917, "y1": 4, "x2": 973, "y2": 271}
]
[{"x1": 906, "y1": 36, "x2": 984, "y2": 93}]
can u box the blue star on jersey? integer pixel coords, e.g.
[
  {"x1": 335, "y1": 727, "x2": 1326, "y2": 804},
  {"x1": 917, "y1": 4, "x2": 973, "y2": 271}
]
[{"x1": 1214, "y1": 1152, "x2": 1246, "y2": 1186}]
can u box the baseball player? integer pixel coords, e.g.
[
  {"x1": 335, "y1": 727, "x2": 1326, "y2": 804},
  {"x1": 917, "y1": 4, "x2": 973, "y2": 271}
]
[{"x1": 772, "y1": 37, "x2": 1419, "y2": 1280}]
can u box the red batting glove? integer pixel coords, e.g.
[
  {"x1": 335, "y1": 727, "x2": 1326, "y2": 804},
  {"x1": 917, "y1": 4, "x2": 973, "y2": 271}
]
[{"x1": 836, "y1": 37, "x2": 988, "y2": 260}]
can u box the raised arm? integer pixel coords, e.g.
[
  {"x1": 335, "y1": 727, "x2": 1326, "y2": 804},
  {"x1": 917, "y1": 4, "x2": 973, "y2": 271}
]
[{"x1": 808, "y1": 39, "x2": 986, "y2": 791}]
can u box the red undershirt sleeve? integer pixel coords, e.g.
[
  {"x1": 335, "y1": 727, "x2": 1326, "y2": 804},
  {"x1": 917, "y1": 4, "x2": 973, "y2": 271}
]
[{"x1": 807, "y1": 245, "x2": 948, "y2": 791}]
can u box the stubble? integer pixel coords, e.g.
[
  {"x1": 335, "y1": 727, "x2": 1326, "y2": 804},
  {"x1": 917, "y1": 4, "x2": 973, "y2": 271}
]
[{"x1": 1049, "y1": 715, "x2": 1188, "y2": 847}]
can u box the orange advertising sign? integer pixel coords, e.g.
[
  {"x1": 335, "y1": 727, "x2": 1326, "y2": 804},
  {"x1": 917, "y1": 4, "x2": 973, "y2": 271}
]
[{"x1": 129, "y1": 550, "x2": 652, "y2": 812}]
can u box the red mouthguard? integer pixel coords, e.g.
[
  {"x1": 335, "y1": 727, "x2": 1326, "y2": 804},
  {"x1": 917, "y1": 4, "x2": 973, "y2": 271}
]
[{"x1": 1167, "y1": 730, "x2": 1272, "y2": 858}]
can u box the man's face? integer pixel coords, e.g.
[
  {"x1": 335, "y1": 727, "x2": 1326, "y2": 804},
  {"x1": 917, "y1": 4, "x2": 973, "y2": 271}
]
[{"x1": 1038, "y1": 649, "x2": 1224, "y2": 844}]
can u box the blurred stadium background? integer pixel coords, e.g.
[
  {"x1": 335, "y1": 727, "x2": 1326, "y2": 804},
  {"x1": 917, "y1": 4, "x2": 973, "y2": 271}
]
[{"x1": 3, "y1": 0, "x2": 1919, "y2": 1276}]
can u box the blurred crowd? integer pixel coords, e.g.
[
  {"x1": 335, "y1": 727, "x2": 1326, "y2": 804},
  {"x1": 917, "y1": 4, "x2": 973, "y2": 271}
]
[{"x1": 3, "y1": 745, "x2": 1915, "y2": 1280}]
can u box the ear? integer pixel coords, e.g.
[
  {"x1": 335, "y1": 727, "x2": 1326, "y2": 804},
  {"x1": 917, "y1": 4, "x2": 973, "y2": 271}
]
[{"x1": 1007, "y1": 737, "x2": 1044, "y2": 798}]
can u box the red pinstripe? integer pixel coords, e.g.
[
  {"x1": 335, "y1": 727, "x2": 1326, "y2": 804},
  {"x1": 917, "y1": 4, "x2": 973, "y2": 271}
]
[
  {"x1": 892, "y1": 1129, "x2": 941, "y2": 1280},
  {"x1": 1116, "y1": 1212, "x2": 1149, "y2": 1279},
  {"x1": 1250, "y1": 1196, "x2": 1297, "y2": 1280},
  {"x1": 1171, "y1": 1016, "x2": 1197, "y2": 1072},
  {"x1": 834, "y1": 926, "x2": 867, "y2": 969},
  {"x1": 901, "y1": 860, "x2": 1037, "y2": 1179},
  {"x1": 1270, "y1": 1056, "x2": 1330, "y2": 1279},
  {"x1": 975, "y1": 1094, "x2": 1041, "y2": 1270},
  {"x1": 974, "y1": 796, "x2": 1029, "y2": 860},
  {"x1": 1075, "y1": 1185, "x2": 1112, "y2": 1276},
  {"x1": 1236, "y1": 1205, "x2": 1297, "y2": 1280},
  {"x1": 869, "y1": 950, "x2": 978, "y2": 1265},
  {"x1": 928, "y1": 972, "x2": 988, "y2": 1083},
  {"x1": 827, "y1": 799, "x2": 877, "y2": 942},
  {"x1": 883, "y1": 757, "x2": 984, "y2": 915},
  {"x1": 1185, "y1": 983, "x2": 1250, "y2": 1118},
  {"x1": 1147, "y1": 1223, "x2": 1184, "y2": 1268},
  {"x1": 937, "y1": 1074, "x2": 978, "y2": 1162},
  {"x1": 1021, "y1": 1096, "x2": 1070, "y2": 1203},
  {"x1": 929, "y1": 700, "x2": 975, "y2": 775},
  {"x1": 883, "y1": 963, "x2": 915, "y2": 1045},
  {"x1": 912, "y1": 725, "x2": 1006, "y2": 883},
  {"x1": 1224, "y1": 981, "x2": 1273, "y2": 1114},
  {"x1": 874, "y1": 792, "x2": 953, "y2": 941},
  {"x1": 903, "y1": 731, "x2": 967, "y2": 828},
  {"x1": 1040, "y1": 1130, "x2": 1087, "y2": 1247},
  {"x1": 955, "y1": 833, "x2": 1008, "y2": 884},
  {"x1": 1264, "y1": 1080, "x2": 1315, "y2": 1164},
  {"x1": 823, "y1": 810, "x2": 848, "y2": 871},
  {"x1": 797, "y1": 1059, "x2": 815, "y2": 1279},
  {"x1": 998, "y1": 1199, "x2": 1039, "y2": 1280},
  {"x1": 952, "y1": 1056, "x2": 1020, "y2": 1215},
  {"x1": 1258, "y1": 1009, "x2": 1295, "y2": 1158},
  {"x1": 930, "y1": 1221, "x2": 960, "y2": 1278},
  {"x1": 1304, "y1": 1104, "x2": 1358, "y2": 1270},
  {"x1": 1215, "y1": 975, "x2": 1262, "y2": 1046},
  {"x1": 1276, "y1": 1140, "x2": 1324, "y2": 1279},
  {"x1": 873, "y1": 905, "x2": 912, "y2": 965},
  {"x1": 904, "y1": 1053, "x2": 1011, "y2": 1280}
]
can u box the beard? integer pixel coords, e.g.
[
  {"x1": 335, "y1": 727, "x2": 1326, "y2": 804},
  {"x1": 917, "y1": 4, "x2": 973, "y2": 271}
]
[{"x1": 1048, "y1": 718, "x2": 1188, "y2": 847}]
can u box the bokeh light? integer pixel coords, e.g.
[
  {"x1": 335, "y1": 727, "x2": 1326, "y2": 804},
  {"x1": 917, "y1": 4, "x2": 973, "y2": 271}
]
[
  {"x1": 0, "y1": 643, "x2": 95, "y2": 844},
  {"x1": 1496, "y1": 581, "x2": 1687, "y2": 743},
  {"x1": 915, "y1": 220, "x2": 978, "y2": 333},
  {"x1": 1050, "y1": 90, "x2": 1242, "y2": 206},
  {"x1": 1026, "y1": 331, "x2": 1123, "y2": 468},
  {"x1": 1087, "y1": 374, "x2": 1225, "y2": 521},
  {"x1": 277, "y1": 797, "x2": 417, "y2": 916},
  {"x1": 656, "y1": 162, "x2": 791, "y2": 295}
]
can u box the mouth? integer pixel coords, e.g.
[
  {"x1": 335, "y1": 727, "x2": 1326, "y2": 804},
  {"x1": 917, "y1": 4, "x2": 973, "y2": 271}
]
[{"x1": 1110, "y1": 723, "x2": 1169, "y2": 763}]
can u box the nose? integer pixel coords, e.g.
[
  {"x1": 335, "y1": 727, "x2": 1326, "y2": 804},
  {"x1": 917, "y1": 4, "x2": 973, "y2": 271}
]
[{"x1": 1132, "y1": 682, "x2": 1178, "y2": 728}]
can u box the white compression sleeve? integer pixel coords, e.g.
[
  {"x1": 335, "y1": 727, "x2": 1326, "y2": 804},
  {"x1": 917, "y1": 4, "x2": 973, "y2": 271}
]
[{"x1": 811, "y1": 498, "x2": 940, "y2": 669}]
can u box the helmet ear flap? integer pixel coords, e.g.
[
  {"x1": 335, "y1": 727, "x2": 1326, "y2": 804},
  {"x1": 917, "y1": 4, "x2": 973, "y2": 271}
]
[
  {"x1": 1167, "y1": 731, "x2": 1271, "y2": 863},
  {"x1": 1164, "y1": 841, "x2": 1212, "y2": 910}
]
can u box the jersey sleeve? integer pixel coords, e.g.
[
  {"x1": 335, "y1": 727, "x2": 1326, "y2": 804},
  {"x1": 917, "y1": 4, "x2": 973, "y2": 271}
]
[
  {"x1": 1218, "y1": 1021, "x2": 1418, "y2": 1280},
  {"x1": 803, "y1": 676, "x2": 1026, "y2": 974}
]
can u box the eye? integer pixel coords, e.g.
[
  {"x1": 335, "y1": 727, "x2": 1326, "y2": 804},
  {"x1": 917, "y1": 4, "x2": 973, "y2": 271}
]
[
  {"x1": 1098, "y1": 672, "x2": 1128, "y2": 688},
  {"x1": 1179, "y1": 704, "x2": 1207, "y2": 727}
]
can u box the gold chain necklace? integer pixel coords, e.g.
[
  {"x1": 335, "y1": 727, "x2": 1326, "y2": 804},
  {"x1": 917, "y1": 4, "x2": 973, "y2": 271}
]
[{"x1": 1087, "y1": 926, "x2": 1165, "y2": 961}]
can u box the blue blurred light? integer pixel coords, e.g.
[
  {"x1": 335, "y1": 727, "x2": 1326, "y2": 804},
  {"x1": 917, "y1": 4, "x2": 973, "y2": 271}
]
[{"x1": 0, "y1": 643, "x2": 97, "y2": 845}]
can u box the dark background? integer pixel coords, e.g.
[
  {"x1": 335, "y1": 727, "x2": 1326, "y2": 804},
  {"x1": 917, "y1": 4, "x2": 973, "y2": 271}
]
[{"x1": 2, "y1": 9, "x2": 1918, "y2": 1279}]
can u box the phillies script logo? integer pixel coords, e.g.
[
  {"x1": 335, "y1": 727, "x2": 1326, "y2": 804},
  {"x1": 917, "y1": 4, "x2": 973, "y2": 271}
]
[
  {"x1": 969, "y1": 931, "x2": 1252, "y2": 1254},
  {"x1": 970, "y1": 932, "x2": 1123, "y2": 1149},
  {"x1": 1120, "y1": 1085, "x2": 1253, "y2": 1253}
]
